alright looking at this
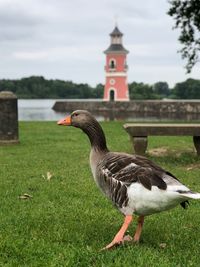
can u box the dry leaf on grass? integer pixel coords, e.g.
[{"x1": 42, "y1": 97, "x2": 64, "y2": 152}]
[
  {"x1": 42, "y1": 172, "x2": 53, "y2": 181},
  {"x1": 159, "y1": 243, "x2": 167, "y2": 249},
  {"x1": 19, "y1": 193, "x2": 32, "y2": 200}
]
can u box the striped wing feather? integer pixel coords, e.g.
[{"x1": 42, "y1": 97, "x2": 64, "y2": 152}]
[{"x1": 101, "y1": 152, "x2": 168, "y2": 190}]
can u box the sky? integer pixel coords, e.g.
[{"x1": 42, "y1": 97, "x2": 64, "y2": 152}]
[{"x1": 0, "y1": 0, "x2": 199, "y2": 88}]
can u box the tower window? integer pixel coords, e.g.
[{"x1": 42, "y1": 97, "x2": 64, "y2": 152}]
[
  {"x1": 109, "y1": 59, "x2": 116, "y2": 69},
  {"x1": 110, "y1": 60, "x2": 115, "y2": 68}
]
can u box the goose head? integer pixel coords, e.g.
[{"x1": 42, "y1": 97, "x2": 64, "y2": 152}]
[
  {"x1": 57, "y1": 110, "x2": 96, "y2": 128},
  {"x1": 57, "y1": 110, "x2": 108, "y2": 151}
]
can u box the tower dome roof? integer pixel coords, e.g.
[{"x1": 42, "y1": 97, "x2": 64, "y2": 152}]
[
  {"x1": 110, "y1": 26, "x2": 123, "y2": 37},
  {"x1": 104, "y1": 25, "x2": 129, "y2": 54}
]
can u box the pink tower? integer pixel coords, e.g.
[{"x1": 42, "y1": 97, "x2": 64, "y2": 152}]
[{"x1": 103, "y1": 25, "x2": 129, "y2": 101}]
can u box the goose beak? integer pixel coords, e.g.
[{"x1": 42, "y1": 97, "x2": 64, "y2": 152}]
[{"x1": 57, "y1": 116, "x2": 71, "y2": 126}]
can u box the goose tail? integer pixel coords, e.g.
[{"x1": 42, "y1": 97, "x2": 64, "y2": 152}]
[{"x1": 179, "y1": 191, "x2": 200, "y2": 199}]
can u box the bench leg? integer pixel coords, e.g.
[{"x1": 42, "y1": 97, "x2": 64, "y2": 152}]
[
  {"x1": 131, "y1": 137, "x2": 148, "y2": 155},
  {"x1": 193, "y1": 136, "x2": 200, "y2": 156}
]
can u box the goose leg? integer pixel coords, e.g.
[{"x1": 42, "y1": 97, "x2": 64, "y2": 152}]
[
  {"x1": 102, "y1": 215, "x2": 133, "y2": 250},
  {"x1": 133, "y1": 215, "x2": 144, "y2": 242}
]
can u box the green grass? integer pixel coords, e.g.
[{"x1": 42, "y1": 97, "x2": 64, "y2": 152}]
[{"x1": 0, "y1": 121, "x2": 200, "y2": 267}]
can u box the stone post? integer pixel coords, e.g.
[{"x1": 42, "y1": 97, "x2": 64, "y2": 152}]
[{"x1": 0, "y1": 91, "x2": 19, "y2": 144}]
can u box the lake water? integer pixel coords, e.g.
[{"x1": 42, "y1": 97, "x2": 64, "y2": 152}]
[
  {"x1": 18, "y1": 99, "x2": 67, "y2": 121},
  {"x1": 18, "y1": 99, "x2": 150, "y2": 121},
  {"x1": 18, "y1": 99, "x2": 143, "y2": 121}
]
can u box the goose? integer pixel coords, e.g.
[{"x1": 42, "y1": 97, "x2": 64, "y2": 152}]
[{"x1": 57, "y1": 110, "x2": 200, "y2": 250}]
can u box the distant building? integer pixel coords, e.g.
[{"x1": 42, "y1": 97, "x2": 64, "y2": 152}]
[{"x1": 103, "y1": 25, "x2": 129, "y2": 101}]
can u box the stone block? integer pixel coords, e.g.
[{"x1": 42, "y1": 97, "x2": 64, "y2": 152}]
[{"x1": 0, "y1": 91, "x2": 19, "y2": 144}]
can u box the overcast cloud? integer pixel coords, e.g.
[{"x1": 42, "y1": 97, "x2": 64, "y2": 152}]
[{"x1": 0, "y1": 0, "x2": 199, "y2": 87}]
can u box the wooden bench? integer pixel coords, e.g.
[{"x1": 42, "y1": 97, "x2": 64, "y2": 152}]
[{"x1": 123, "y1": 123, "x2": 200, "y2": 156}]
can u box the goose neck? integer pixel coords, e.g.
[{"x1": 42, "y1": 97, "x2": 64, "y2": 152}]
[{"x1": 82, "y1": 120, "x2": 108, "y2": 152}]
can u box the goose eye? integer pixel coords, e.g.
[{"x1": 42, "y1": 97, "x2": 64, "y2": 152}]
[{"x1": 73, "y1": 113, "x2": 78, "y2": 117}]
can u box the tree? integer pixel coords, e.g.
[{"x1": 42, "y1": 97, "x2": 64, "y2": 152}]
[
  {"x1": 168, "y1": 0, "x2": 200, "y2": 72},
  {"x1": 153, "y1": 82, "x2": 170, "y2": 97},
  {"x1": 129, "y1": 82, "x2": 159, "y2": 100},
  {"x1": 171, "y1": 78, "x2": 200, "y2": 99},
  {"x1": 92, "y1": 83, "x2": 104, "y2": 98}
]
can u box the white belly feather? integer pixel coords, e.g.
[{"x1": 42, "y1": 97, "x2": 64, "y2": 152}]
[{"x1": 121, "y1": 183, "x2": 188, "y2": 216}]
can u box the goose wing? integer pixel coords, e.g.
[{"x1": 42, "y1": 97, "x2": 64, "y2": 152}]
[
  {"x1": 99, "y1": 152, "x2": 167, "y2": 189},
  {"x1": 97, "y1": 152, "x2": 189, "y2": 209}
]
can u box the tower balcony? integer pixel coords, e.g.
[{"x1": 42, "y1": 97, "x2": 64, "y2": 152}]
[
  {"x1": 104, "y1": 66, "x2": 116, "y2": 72},
  {"x1": 104, "y1": 65, "x2": 128, "y2": 72}
]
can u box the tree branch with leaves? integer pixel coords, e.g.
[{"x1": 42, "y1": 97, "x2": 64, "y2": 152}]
[{"x1": 168, "y1": 0, "x2": 200, "y2": 73}]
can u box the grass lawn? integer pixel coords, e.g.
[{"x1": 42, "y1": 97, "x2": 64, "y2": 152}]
[{"x1": 0, "y1": 121, "x2": 200, "y2": 267}]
